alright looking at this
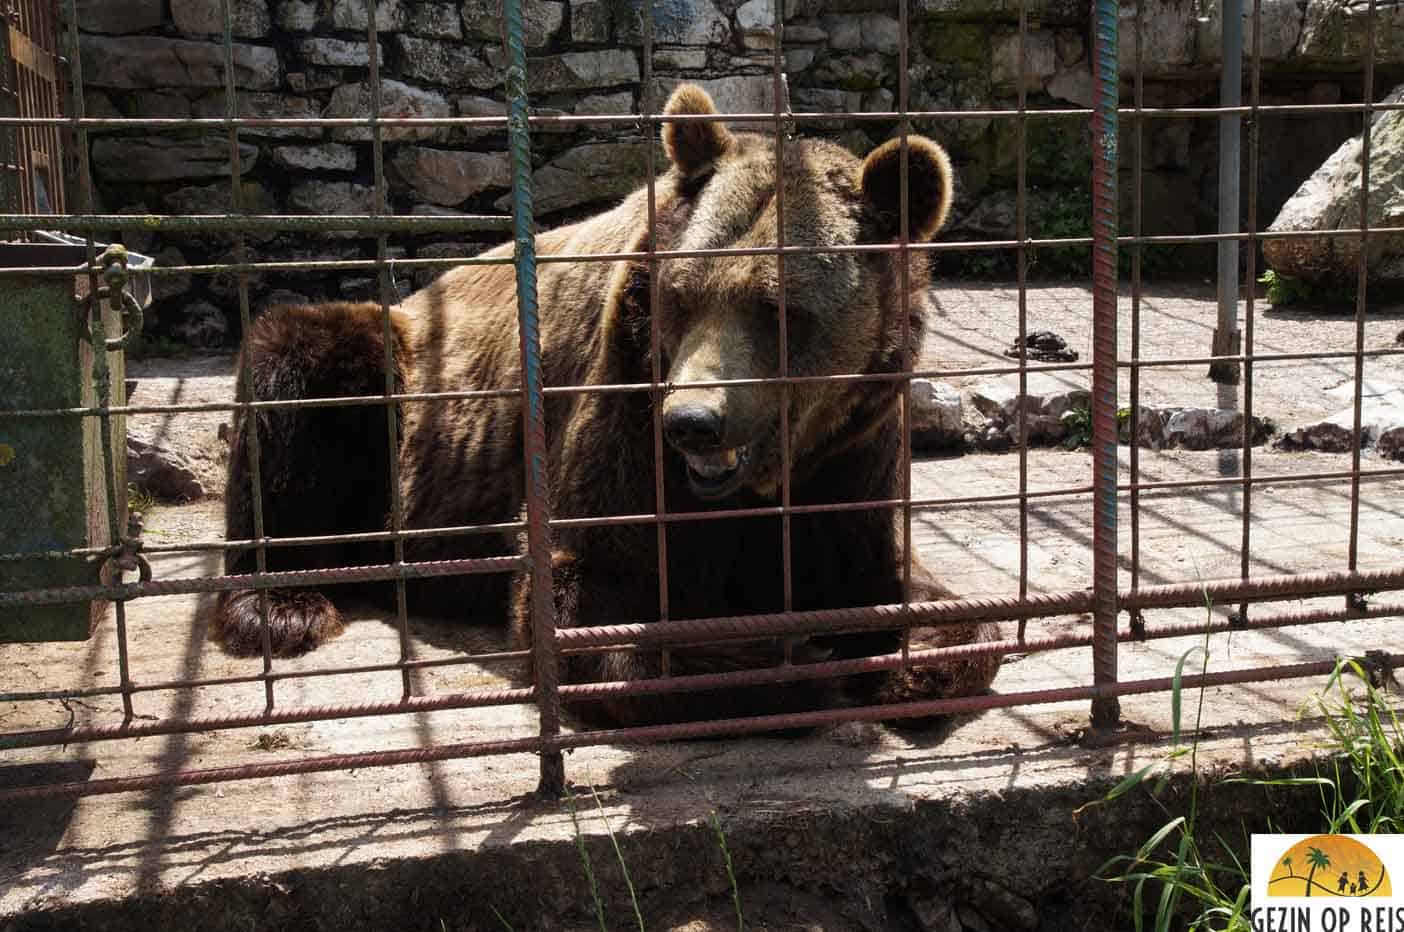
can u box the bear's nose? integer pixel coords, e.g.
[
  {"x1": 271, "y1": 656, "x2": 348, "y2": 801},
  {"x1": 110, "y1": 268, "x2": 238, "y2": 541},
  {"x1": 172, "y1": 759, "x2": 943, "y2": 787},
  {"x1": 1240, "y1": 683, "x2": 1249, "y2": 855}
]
[{"x1": 663, "y1": 404, "x2": 725, "y2": 452}]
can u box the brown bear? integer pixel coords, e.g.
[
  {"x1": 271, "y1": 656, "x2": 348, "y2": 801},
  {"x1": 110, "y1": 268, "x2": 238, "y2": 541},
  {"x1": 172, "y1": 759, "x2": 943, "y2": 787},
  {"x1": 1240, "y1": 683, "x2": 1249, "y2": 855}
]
[{"x1": 213, "y1": 83, "x2": 1001, "y2": 728}]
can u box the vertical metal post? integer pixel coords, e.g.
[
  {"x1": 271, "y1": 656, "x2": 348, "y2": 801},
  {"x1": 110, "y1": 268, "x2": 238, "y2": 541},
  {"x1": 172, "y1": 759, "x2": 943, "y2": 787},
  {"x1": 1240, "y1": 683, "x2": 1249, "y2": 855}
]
[
  {"x1": 222, "y1": 0, "x2": 276, "y2": 712},
  {"x1": 1128, "y1": 0, "x2": 1144, "y2": 618},
  {"x1": 1089, "y1": 0, "x2": 1121, "y2": 728},
  {"x1": 1238, "y1": 0, "x2": 1263, "y2": 625},
  {"x1": 1211, "y1": 0, "x2": 1243, "y2": 385},
  {"x1": 1015, "y1": 0, "x2": 1029, "y2": 640},
  {"x1": 64, "y1": 0, "x2": 134, "y2": 720},
  {"x1": 1347, "y1": 0, "x2": 1376, "y2": 596},
  {"x1": 641, "y1": 0, "x2": 671, "y2": 677},
  {"x1": 365, "y1": 0, "x2": 415, "y2": 701},
  {"x1": 503, "y1": 0, "x2": 564, "y2": 796}
]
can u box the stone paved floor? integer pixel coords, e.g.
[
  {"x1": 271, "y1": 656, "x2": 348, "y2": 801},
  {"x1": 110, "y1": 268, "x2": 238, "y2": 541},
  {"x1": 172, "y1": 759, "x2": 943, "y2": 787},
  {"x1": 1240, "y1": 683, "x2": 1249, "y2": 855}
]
[{"x1": 2, "y1": 282, "x2": 1401, "y2": 921}]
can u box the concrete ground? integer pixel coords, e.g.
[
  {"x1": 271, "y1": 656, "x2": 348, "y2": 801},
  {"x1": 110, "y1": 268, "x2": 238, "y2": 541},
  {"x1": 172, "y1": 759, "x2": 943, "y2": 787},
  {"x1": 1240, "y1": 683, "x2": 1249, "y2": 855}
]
[{"x1": 1, "y1": 283, "x2": 1401, "y2": 930}]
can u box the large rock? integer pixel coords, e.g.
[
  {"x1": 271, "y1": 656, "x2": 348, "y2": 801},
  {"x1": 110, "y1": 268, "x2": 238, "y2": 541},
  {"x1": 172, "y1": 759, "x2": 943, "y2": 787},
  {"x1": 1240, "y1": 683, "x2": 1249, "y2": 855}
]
[
  {"x1": 163, "y1": 180, "x2": 277, "y2": 216},
  {"x1": 170, "y1": 301, "x2": 230, "y2": 352},
  {"x1": 1163, "y1": 407, "x2": 1268, "y2": 450},
  {"x1": 394, "y1": 35, "x2": 499, "y2": 90},
  {"x1": 992, "y1": 29, "x2": 1057, "y2": 89},
  {"x1": 910, "y1": 379, "x2": 963, "y2": 451},
  {"x1": 453, "y1": 96, "x2": 573, "y2": 135},
  {"x1": 77, "y1": 0, "x2": 162, "y2": 33},
  {"x1": 324, "y1": 80, "x2": 453, "y2": 142},
  {"x1": 171, "y1": 0, "x2": 272, "y2": 37},
  {"x1": 462, "y1": 0, "x2": 564, "y2": 47},
  {"x1": 80, "y1": 36, "x2": 280, "y2": 89},
  {"x1": 329, "y1": 0, "x2": 407, "y2": 31},
  {"x1": 1194, "y1": 0, "x2": 1301, "y2": 63},
  {"x1": 736, "y1": 0, "x2": 776, "y2": 37},
  {"x1": 275, "y1": 0, "x2": 318, "y2": 30},
  {"x1": 288, "y1": 180, "x2": 377, "y2": 216},
  {"x1": 151, "y1": 247, "x2": 194, "y2": 304},
  {"x1": 494, "y1": 140, "x2": 659, "y2": 214},
  {"x1": 1264, "y1": 83, "x2": 1404, "y2": 284},
  {"x1": 1297, "y1": 0, "x2": 1404, "y2": 65},
  {"x1": 1119, "y1": 404, "x2": 1273, "y2": 450},
  {"x1": 1380, "y1": 426, "x2": 1404, "y2": 460},
  {"x1": 648, "y1": 75, "x2": 775, "y2": 121},
  {"x1": 1116, "y1": 0, "x2": 1197, "y2": 77},
  {"x1": 273, "y1": 143, "x2": 357, "y2": 172},
  {"x1": 128, "y1": 431, "x2": 206, "y2": 503},
  {"x1": 969, "y1": 371, "x2": 1090, "y2": 420},
  {"x1": 577, "y1": 91, "x2": 635, "y2": 115},
  {"x1": 191, "y1": 92, "x2": 321, "y2": 139},
  {"x1": 299, "y1": 37, "x2": 380, "y2": 67},
  {"x1": 954, "y1": 190, "x2": 1017, "y2": 238},
  {"x1": 91, "y1": 135, "x2": 258, "y2": 183},
  {"x1": 614, "y1": 0, "x2": 732, "y2": 45},
  {"x1": 1276, "y1": 381, "x2": 1404, "y2": 452},
  {"x1": 407, "y1": 2, "x2": 462, "y2": 37},
  {"x1": 527, "y1": 50, "x2": 640, "y2": 93},
  {"x1": 572, "y1": 0, "x2": 612, "y2": 41},
  {"x1": 392, "y1": 147, "x2": 512, "y2": 206}
]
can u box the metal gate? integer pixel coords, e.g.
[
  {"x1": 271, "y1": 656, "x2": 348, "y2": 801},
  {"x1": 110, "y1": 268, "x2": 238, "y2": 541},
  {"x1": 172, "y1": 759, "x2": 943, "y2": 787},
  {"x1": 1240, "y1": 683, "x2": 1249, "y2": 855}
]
[{"x1": 1, "y1": 0, "x2": 1402, "y2": 803}]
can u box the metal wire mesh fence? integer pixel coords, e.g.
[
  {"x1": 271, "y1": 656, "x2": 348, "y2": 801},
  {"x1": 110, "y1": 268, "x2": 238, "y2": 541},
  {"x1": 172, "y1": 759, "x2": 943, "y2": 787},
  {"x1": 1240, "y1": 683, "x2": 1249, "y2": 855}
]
[{"x1": 0, "y1": 0, "x2": 1402, "y2": 805}]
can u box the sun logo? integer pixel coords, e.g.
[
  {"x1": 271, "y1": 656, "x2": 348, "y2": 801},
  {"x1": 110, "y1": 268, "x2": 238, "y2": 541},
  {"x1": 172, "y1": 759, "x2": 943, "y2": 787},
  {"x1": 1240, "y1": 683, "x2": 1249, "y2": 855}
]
[{"x1": 1268, "y1": 835, "x2": 1391, "y2": 898}]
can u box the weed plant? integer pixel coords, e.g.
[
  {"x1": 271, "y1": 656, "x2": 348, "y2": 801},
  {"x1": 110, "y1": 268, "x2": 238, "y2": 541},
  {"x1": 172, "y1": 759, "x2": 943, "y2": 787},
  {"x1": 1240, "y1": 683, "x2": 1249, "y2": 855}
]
[
  {"x1": 1091, "y1": 615, "x2": 1403, "y2": 931},
  {"x1": 497, "y1": 788, "x2": 746, "y2": 931}
]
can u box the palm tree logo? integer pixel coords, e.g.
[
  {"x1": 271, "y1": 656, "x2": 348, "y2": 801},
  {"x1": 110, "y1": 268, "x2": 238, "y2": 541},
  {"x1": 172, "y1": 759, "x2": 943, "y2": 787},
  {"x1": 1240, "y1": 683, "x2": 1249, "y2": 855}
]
[
  {"x1": 1268, "y1": 836, "x2": 1390, "y2": 898},
  {"x1": 1303, "y1": 847, "x2": 1331, "y2": 897}
]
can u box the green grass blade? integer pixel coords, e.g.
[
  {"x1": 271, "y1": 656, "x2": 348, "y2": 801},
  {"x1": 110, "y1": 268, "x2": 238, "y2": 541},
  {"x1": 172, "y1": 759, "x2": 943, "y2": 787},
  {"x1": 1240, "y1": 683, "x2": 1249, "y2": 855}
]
[
  {"x1": 710, "y1": 811, "x2": 744, "y2": 932},
  {"x1": 566, "y1": 788, "x2": 608, "y2": 932},
  {"x1": 590, "y1": 787, "x2": 646, "y2": 932}
]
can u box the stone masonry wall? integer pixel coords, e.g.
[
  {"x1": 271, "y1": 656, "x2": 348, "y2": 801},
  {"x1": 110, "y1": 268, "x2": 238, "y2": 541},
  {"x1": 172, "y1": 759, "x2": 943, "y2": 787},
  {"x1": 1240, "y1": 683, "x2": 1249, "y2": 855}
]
[{"x1": 71, "y1": 0, "x2": 1404, "y2": 345}]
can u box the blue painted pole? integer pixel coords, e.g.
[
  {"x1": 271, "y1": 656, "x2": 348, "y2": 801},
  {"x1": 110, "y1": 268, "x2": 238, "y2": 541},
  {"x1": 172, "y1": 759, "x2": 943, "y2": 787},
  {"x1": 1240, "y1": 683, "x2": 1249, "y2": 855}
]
[
  {"x1": 1090, "y1": 0, "x2": 1121, "y2": 727},
  {"x1": 503, "y1": 0, "x2": 564, "y2": 796}
]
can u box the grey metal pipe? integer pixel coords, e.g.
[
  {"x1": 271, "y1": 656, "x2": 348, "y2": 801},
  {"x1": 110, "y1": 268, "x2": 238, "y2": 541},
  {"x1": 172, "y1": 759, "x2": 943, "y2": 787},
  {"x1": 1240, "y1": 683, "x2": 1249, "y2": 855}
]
[{"x1": 1212, "y1": 0, "x2": 1244, "y2": 385}]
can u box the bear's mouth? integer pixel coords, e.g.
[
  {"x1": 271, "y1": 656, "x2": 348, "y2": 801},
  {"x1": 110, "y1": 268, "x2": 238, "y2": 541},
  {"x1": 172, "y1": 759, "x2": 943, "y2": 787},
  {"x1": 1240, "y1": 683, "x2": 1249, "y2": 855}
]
[{"x1": 683, "y1": 446, "x2": 751, "y2": 500}]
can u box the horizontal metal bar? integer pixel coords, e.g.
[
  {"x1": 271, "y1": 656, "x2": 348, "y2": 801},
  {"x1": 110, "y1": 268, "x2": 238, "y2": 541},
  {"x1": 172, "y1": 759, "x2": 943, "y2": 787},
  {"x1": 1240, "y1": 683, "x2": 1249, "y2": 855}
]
[
  {"x1": 0, "y1": 225, "x2": 1399, "y2": 280},
  {"x1": 1126, "y1": 466, "x2": 1404, "y2": 495},
  {"x1": 5, "y1": 652, "x2": 1398, "y2": 802},
  {"x1": 0, "y1": 686, "x2": 535, "y2": 750},
  {"x1": 557, "y1": 566, "x2": 1404, "y2": 650},
  {"x1": 0, "y1": 649, "x2": 530, "y2": 706},
  {"x1": 0, "y1": 556, "x2": 524, "y2": 607},
  {"x1": 12, "y1": 340, "x2": 1404, "y2": 422},
  {"x1": 3, "y1": 465, "x2": 1401, "y2": 570},
  {"x1": 2, "y1": 363, "x2": 1098, "y2": 419},
  {"x1": 1126, "y1": 347, "x2": 1404, "y2": 369},
  {"x1": 0, "y1": 99, "x2": 1396, "y2": 132},
  {"x1": 6, "y1": 592, "x2": 1398, "y2": 750},
  {"x1": 0, "y1": 214, "x2": 511, "y2": 235}
]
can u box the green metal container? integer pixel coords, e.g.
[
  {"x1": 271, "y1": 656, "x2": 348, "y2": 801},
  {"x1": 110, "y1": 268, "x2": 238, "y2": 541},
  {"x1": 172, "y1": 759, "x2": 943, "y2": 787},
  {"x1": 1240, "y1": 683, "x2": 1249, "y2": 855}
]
[{"x1": 0, "y1": 242, "x2": 131, "y2": 641}]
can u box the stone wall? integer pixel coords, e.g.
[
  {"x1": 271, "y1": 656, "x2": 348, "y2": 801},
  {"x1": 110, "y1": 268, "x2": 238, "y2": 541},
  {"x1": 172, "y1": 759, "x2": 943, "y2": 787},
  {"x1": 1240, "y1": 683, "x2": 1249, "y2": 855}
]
[{"x1": 72, "y1": 0, "x2": 1403, "y2": 344}]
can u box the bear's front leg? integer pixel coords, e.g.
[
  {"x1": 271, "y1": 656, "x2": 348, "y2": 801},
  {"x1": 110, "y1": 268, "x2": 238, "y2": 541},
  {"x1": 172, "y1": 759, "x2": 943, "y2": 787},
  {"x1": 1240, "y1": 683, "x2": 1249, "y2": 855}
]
[
  {"x1": 511, "y1": 551, "x2": 855, "y2": 729},
  {"x1": 510, "y1": 550, "x2": 667, "y2": 728},
  {"x1": 866, "y1": 563, "x2": 1003, "y2": 710}
]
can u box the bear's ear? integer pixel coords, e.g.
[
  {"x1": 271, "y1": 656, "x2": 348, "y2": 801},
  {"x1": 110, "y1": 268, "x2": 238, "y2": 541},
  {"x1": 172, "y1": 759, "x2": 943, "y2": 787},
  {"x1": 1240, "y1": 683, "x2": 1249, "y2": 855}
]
[
  {"x1": 661, "y1": 83, "x2": 734, "y2": 179},
  {"x1": 859, "y1": 135, "x2": 954, "y2": 242}
]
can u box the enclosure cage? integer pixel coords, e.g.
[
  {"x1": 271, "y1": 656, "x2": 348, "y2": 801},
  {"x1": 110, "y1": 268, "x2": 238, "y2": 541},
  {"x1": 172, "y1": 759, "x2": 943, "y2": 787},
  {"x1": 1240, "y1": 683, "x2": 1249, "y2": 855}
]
[
  {"x1": 0, "y1": 0, "x2": 1402, "y2": 812},
  {"x1": 0, "y1": 0, "x2": 65, "y2": 217}
]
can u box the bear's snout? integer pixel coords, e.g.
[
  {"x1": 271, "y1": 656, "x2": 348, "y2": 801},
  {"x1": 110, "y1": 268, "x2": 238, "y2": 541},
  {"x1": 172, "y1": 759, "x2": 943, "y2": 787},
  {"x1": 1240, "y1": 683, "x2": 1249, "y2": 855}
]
[{"x1": 662, "y1": 403, "x2": 724, "y2": 453}]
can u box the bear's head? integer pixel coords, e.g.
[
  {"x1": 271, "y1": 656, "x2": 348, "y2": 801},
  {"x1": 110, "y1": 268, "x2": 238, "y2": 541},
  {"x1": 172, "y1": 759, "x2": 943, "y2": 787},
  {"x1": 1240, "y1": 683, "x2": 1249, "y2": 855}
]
[{"x1": 619, "y1": 84, "x2": 953, "y2": 503}]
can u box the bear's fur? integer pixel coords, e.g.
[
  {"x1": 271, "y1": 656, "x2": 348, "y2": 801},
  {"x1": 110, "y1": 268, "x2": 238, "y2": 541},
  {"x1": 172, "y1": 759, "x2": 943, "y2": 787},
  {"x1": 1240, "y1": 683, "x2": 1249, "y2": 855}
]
[{"x1": 213, "y1": 84, "x2": 1001, "y2": 727}]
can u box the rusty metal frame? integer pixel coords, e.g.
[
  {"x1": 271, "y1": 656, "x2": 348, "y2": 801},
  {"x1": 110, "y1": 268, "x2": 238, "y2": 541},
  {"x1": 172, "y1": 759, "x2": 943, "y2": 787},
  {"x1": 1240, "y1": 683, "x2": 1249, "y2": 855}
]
[
  {"x1": 1, "y1": 0, "x2": 1402, "y2": 803},
  {"x1": 0, "y1": 0, "x2": 65, "y2": 218}
]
